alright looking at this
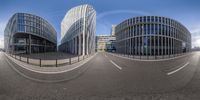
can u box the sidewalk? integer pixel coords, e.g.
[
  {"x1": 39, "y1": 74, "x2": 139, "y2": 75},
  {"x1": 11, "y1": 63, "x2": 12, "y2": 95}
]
[
  {"x1": 107, "y1": 52, "x2": 193, "y2": 62},
  {"x1": 4, "y1": 53, "x2": 97, "y2": 82},
  {"x1": 17, "y1": 52, "x2": 76, "y2": 60}
]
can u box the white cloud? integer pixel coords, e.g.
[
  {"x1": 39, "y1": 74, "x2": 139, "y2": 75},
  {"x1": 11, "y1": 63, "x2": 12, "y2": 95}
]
[
  {"x1": 97, "y1": 10, "x2": 151, "y2": 20},
  {"x1": 0, "y1": 36, "x2": 4, "y2": 48},
  {"x1": 0, "y1": 22, "x2": 6, "y2": 48},
  {"x1": 189, "y1": 25, "x2": 200, "y2": 48},
  {"x1": 0, "y1": 22, "x2": 6, "y2": 33},
  {"x1": 192, "y1": 34, "x2": 200, "y2": 48},
  {"x1": 193, "y1": 39, "x2": 200, "y2": 48}
]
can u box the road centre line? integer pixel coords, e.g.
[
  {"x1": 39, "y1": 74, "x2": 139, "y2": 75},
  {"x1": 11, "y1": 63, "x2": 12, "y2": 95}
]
[
  {"x1": 104, "y1": 53, "x2": 122, "y2": 70},
  {"x1": 167, "y1": 62, "x2": 189, "y2": 75},
  {"x1": 109, "y1": 60, "x2": 122, "y2": 70}
]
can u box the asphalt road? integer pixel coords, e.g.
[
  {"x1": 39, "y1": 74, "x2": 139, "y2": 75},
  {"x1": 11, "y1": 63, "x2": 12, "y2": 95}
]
[{"x1": 0, "y1": 51, "x2": 200, "y2": 100}]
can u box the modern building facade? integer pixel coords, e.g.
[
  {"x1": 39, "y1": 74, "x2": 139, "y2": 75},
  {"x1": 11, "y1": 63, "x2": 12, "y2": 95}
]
[
  {"x1": 111, "y1": 25, "x2": 116, "y2": 36},
  {"x1": 4, "y1": 13, "x2": 57, "y2": 54},
  {"x1": 96, "y1": 35, "x2": 116, "y2": 52},
  {"x1": 59, "y1": 4, "x2": 96, "y2": 56},
  {"x1": 115, "y1": 16, "x2": 191, "y2": 58}
]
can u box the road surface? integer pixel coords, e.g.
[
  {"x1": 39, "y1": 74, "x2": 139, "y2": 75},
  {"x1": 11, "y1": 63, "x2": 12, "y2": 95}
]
[{"x1": 0, "y1": 51, "x2": 200, "y2": 100}]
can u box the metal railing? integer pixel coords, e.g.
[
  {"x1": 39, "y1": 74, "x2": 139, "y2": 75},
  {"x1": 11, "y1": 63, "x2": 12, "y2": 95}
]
[{"x1": 8, "y1": 53, "x2": 92, "y2": 67}]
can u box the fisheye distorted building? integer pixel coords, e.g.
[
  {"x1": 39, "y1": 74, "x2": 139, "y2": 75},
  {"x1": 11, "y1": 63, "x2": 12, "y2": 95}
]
[
  {"x1": 59, "y1": 4, "x2": 96, "y2": 56},
  {"x1": 4, "y1": 13, "x2": 57, "y2": 54},
  {"x1": 115, "y1": 16, "x2": 191, "y2": 58}
]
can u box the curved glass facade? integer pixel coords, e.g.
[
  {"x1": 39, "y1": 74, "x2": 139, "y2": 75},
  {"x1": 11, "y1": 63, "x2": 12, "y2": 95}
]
[
  {"x1": 59, "y1": 4, "x2": 96, "y2": 55},
  {"x1": 4, "y1": 13, "x2": 57, "y2": 54},
  {"x1": 115, "y1": 16, "x2": 191, "y2": 58}
]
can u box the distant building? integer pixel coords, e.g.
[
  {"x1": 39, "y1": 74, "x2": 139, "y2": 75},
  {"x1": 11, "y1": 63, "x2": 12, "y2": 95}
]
[
  {"x1": 59, "y1": 4, "x2": 96, "y2": 56},
  {"x1": 111, "y1": 25, "x2": 116, "y2": 36},
  {"x1": 115, "y1": 16, "x2": 191, "y2": 58},
  {"x1": 192, "y1": 47, "x2": 200, "y2": 51},
  {"x1": 96, "y1": 35, "x2": 116, "y2": 52},
  {"x1": 4, "y1": 13, "x2": 57, "y2": 54}
]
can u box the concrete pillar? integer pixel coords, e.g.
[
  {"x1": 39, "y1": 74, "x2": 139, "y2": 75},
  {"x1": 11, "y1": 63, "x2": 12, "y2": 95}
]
[
  {"x1": 78, "y1": 35, "x2": 81, "y2": 55},
  {"x1": 70, "y1": 40, "x2": 72, "y2": 53},
  {"x1": 72, "y1": 39, "x2": 74, "y2": 54},
  {"x1": 76, "y1": 36, "x2": 79, "y2": 54},
  {"x1": 86, "y1": 34, "x2": 89, "y2": 55},
  {"x1": 73, "y1": 39, "x2": 75, "y2": 54},
  {"x1": 74, "y1": 37, "x2": 76, "y2": 54},
  {"x1": 71, "y1": 39, "x2": 73, "y2": 53},
  {"x1": 83, "y1": 32, "x2": 85, "y2": 56},
  {"x1": 82, "y1": 12, "x2": 86, "y2": 56},
  {"x1": 74, "y1": 38, "x2": 75, "y2": 54},
  {"x1": 29, "y1": 34, "x2": 31, "y2": 54},
  {"x1": 74, "y1": 38, "x2": 76, "y2": 54}
]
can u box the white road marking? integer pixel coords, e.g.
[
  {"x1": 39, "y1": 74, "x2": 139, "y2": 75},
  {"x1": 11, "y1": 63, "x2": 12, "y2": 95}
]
[
  {"x1": 109, "y1": 60, "x2": 122, "y2": 70},
  {"x1": 167, "y1": 62, "x2": 189, "y2": 75}
]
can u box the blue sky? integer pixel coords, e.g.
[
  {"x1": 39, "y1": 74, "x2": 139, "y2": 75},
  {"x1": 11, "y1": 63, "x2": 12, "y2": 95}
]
[{"x1": 0, "y1": 0, "x2": 200, "y2": 48}]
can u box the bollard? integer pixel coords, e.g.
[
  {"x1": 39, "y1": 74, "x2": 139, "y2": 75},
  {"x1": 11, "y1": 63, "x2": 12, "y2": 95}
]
[
  {"x1": 56, "y1": 59, "x2": 57, "y2": 67},
  {"x1": 69, "y1": 57, "x2": 71, "y2": 65},
  {"x1": 40, "y1": 59, "x2": 41, "y2": 67},
  {"x1": 27, "y1": 57, "x2": 29, "y2": 64},
  {"x1": 83, "y1": 55, "x2": 85, "y2": 60},
  {"x1": 78, "y1": 55, "x2": 80, "y2": 62}
]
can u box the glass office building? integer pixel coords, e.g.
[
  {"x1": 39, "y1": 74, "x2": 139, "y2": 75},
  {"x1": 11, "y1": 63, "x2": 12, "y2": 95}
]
[
  {"x1": 115, "y1": 16, "x2": 191, "y2": 58},
  {"x1": 59, "y1": 4, "x2": 96, "y2": 56},
  {"x1": 4, "y1": 13, "x2": 57, "y2": 54},
  {"x1": 96, "y1": 35, "x2": 116, "y2": 52}
]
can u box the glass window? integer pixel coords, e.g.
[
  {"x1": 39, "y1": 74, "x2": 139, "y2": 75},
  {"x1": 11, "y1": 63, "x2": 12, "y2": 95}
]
[
  {"x1": 151, "y1": 16, "x2": 154, "y2": 22},
  {"x1": 137, "y1": 25, "x2": 140, "y2": 35},
  {"x1": 162, "y1": 25, "x2": 165, "y2": 35},
  {"x1": 148, "y1": 24, "x2": 150, "y2": 34},
  {"x1": 17, "y1": 25, "x2": 25, "y2": 32},
  {"x1": 147, "y1": 16, "x2": 151, "y2": 22},
  {"x1": 144, "y1": 36, "x2": 147, "y2": 46},
  {"x1": 134, "y1": 26, "x2": 136, "y2": 36},
  {"x1": 130, "y1": 19, "x2": 133, "y2": 25},
  {"x1": 155, "y1": 24, "x2": 158, "y2": 34},
  {"x1": 136, "y1": 17, "x2": 139, "y2": 23},
  {"x1": 133, "y1": 18, "x2": 135, "y2": 24},
  {"x1": 144, "y1": 16, "x2": 146, "y2": 22},
  {"x1": 159, "y1": 17, "x2": 162, "y2": 23},
  {"x1": 155, "y1": 16, "x2": 158, "y2": 22},
  {"x1": 162, "y1": 18, "x2": 165, "y2": 23},
  {"x1": 140, "y1": 17, "x2": 143, "y2": 22}
]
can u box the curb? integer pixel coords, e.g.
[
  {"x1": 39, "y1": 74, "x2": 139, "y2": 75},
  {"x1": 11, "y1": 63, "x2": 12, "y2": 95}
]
[
  {"x1": 108, "y1": 52, "x2": 193, "y2": 62},
  {"x1": 4, "y1": 53, "x2": 96, "y2": 83}
]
